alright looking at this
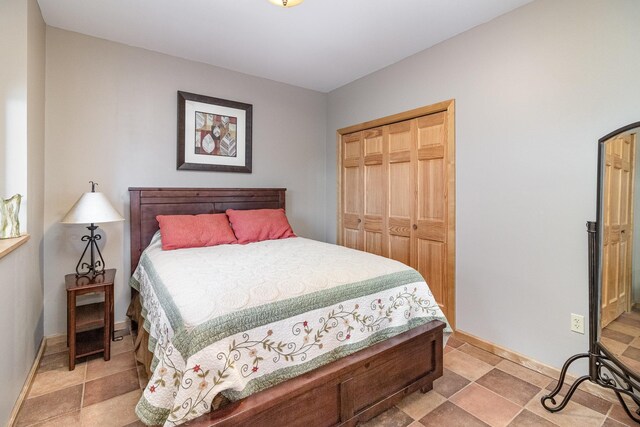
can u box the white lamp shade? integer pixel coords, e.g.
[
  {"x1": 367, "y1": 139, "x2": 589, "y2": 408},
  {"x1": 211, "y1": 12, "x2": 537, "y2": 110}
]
[{"x1": 61, "y1": 192, "x2": 124, "y2": 224}]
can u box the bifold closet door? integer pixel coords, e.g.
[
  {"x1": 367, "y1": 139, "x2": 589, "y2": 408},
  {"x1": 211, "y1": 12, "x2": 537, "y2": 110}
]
[
  {"x1": 383, "y1": 114, "x2": 449, "y2": 314},
  {"x1": 341, "y1": 131, "x2": 363, "y2": 250},
  {"x1": 341, "y1": 129, "x2": 386, "y2": 254},
  {"x1": 338, "y1": 100, "x2": 455, "y2": 327},
  {"x1": 385, "y1": 121, "x2": 415, "y2": 266},
  {"x1": 363, "y1": 128, "x2": 385, "y2": 256},
  {"x1": 414, "y1": 112, "x2": 448, "y2": 314}
]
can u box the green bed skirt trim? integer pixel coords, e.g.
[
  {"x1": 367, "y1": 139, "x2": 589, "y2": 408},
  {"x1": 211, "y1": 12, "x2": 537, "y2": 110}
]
[
  {"x1": 135, "y1": 394, "x2": 171, "y2": 426},
  {"x1": 178, "y1": 270, "x2": 423, "y2": 358}
]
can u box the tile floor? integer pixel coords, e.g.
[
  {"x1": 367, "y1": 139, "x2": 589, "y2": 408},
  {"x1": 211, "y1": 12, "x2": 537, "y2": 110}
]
[
  {"x1": 14, "y1": 334, "x2": 637, "y2": 427},
  {"x1": 601, "y1": 309, "x2": 640, "y2": 374},
  {"x1": 14, "y1": 332, "x2": 146, "y2": 427}
]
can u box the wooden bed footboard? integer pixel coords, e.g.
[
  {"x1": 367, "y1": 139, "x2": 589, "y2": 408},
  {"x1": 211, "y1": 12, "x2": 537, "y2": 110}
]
[{"x1": 187, "y1": 320, "x2": 445, "y2": 427}]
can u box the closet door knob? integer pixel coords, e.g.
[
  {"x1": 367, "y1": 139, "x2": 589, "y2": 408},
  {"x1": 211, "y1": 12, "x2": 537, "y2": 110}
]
[
  {"x1": 358, "y1": 218, "x2": 362, "y2": 223},
  {"x1": 412, "y1": 224, "x2": 417, "y2": 230}
]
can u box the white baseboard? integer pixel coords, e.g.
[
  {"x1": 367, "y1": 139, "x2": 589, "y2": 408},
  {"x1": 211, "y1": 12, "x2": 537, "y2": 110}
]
[
  {"x1": 454, "y1": 329, "x2": 620, "y2": 404},
  {"x1": 7, "y1": 338, "x2": 45, "y2": 426}
]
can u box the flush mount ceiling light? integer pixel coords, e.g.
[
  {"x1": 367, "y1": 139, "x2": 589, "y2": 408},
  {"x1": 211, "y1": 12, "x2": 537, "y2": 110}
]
[{"x1": 268, "y1": 0, "x2": 304, "y2": 8}]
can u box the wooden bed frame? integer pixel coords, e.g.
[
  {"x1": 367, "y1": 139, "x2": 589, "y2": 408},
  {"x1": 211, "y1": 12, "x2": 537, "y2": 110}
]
[{"x1": 128, "y1": 187, "x2": 444, "y2": 427}]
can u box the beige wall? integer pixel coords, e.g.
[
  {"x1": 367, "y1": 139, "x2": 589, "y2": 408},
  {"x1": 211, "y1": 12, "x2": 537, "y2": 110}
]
[
  {"x1": 44, "y1": 28, "x2": 328, "y2": 336},
  {"x1": 0, "y1": 0, "x2": 46, "y2": 423},
  {"x1": 326, "y1": 0, "x2": 640, "y2": 369}
]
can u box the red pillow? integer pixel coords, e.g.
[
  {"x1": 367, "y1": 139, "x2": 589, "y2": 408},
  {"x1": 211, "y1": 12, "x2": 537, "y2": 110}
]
[
  {"x1": 225, "y1": 208, "x2": 296, "y2": 244},
  {"x1": 156, "y1": 214, "x2": 237, "y2": 250}
]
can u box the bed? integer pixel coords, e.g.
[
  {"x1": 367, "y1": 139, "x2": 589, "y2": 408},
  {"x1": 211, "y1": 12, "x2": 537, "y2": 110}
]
[{"x1": 128, "y1": 187, "x2": 449, "y2": 426}]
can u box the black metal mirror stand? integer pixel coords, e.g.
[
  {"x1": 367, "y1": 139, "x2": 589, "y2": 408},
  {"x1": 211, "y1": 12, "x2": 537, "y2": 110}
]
[{"x1": 540, "y1": 222, "x2": 640, "y2": 422}]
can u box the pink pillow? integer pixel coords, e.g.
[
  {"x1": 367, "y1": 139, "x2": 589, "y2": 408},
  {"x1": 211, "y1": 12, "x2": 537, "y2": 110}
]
[
  {"x1": 226, "y1": 208, "x2": 296, "y2": 244},
  {"x1": 156, "y1": 214, "x2": 237, "y2": 250}
]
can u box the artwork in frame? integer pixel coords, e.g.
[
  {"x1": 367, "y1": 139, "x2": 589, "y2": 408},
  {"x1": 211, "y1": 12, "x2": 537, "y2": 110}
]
[{"x1": 177, "y1": 91, "x2": 253, "y2": 173}]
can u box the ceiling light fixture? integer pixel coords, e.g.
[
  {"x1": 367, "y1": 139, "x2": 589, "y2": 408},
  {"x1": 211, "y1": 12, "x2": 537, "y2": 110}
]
[{"x1": 268, "y1": 0, "x2": 303, "y2": 8}]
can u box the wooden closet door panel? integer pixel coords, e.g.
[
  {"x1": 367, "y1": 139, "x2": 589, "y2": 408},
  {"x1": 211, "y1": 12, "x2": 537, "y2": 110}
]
[
  {"x1": 385, "y1": 121, "x2": 414, "y2": 264},
  {"x1": 619, "y1": 238, "x2": 629, "y2": 312},
  {"x1": 415, "y1": 112, "x2": 447, "y2": 311},
  {"x1": 604, "y1": 241, "x2": 621, "y2": 323},
  {"x1": 364, "y1": 128, "x2": 385, "y2": 256},
  {"x1": 342, "y1": 132, "x2": 364, "y2": 250},
  {"x1": 417, "y1": 241, "x2": 444, "y2": 304}
]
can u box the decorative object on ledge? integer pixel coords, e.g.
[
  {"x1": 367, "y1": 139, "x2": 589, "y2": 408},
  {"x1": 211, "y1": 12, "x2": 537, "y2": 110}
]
[
  {"x1": 0, "y1": 194, "x2": 22, "y2": 239},
  {"x1": 541, "y1": 122, "x2": 640, "y2": 423},
  {"x1": 61, "y1": 181, "x2": 124, "y2": 277},
  {"x1": 268, "y1": 0, "x2": 304, "y2": 8},
  {"x1": 177, "y1": 91, "x2": 253, "y2": 173}
]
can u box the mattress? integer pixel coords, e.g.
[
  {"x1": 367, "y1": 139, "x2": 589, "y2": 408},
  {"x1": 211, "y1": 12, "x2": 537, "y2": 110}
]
[{"x1": 130, "y1": 233, "x2": 450, "y2": 426}]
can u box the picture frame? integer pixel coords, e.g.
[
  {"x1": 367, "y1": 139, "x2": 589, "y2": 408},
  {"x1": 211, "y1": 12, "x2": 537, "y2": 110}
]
[{"x1": 177, "y1": 91, "x2": 253, "y2": 173}]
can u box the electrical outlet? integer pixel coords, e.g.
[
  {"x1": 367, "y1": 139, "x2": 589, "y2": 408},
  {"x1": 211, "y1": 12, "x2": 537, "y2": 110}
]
[{"x1": 571, "y1": 313, "x2": 585, "y2": 334}]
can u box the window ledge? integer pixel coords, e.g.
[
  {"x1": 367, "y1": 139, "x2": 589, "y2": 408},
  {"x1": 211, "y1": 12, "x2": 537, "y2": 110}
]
[{"x1": 0, "y1": 234, "x2": 30, "y2": 260}]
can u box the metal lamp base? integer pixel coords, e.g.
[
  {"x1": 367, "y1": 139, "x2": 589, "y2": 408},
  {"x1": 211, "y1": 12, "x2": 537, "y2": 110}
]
[{"x1": 75, "y1": 223, "x2": 106, "y2": 277}]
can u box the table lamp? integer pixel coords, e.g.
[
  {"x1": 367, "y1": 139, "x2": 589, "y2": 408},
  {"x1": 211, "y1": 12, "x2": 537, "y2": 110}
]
[{"x1": 61, "y1": 181, "x2": 124, "y2": 277}]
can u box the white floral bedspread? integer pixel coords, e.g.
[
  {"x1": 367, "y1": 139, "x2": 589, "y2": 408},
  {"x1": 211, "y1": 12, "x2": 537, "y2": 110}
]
[{"x1": 131, "y1": 234, "x2": 450, "y2": 426}]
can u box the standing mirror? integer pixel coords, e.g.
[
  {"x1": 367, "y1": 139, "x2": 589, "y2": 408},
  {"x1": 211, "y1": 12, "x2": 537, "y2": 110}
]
[{"x1": 542, "y1": 122, "x2": 640, "y2": 423}]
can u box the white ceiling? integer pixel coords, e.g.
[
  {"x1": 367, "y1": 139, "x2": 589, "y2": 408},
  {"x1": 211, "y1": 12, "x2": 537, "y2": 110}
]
[{"x1": 37, "y1": 0, "x2": 533, "y2": 92}]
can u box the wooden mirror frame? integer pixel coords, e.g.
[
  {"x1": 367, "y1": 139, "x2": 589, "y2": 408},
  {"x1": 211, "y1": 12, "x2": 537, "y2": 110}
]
[{"x1": 540, "y1": 122, "x2": 640, "y2": 422}]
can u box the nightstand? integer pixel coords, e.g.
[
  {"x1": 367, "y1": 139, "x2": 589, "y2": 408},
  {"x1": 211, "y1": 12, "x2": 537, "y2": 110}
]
[{"x1": 66, "y1": 269, "x2": 115, "y2": 370}]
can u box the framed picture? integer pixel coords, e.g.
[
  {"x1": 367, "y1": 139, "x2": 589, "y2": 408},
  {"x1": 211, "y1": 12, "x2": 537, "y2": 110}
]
[{"x1": 177, "y1": 91, "x2": 253, "y2": 173}]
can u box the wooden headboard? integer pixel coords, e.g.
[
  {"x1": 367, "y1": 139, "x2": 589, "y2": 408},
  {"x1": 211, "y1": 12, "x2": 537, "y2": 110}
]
[{"x1": 128, "y1": 187, "x2": 286, "y2": 273}]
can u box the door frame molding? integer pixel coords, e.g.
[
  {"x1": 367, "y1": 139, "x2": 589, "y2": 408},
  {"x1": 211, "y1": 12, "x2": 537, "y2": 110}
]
[{"x1": 336, "y1": 99, "x2": 456, "y2": 329}]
